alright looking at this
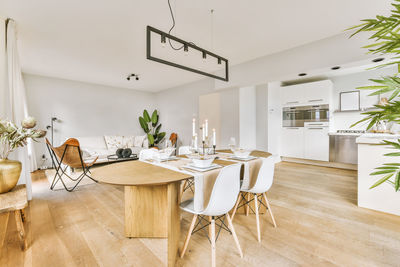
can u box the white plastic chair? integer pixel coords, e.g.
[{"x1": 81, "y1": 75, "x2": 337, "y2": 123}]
[
  {"x1": 138, "y1": 148, "x2": 158, "y2": 161},
  {"x1": 179, "y1": 146, "x2": 194, "y2": 197},
  {"x1": 231, "y1": 156, "x2": 277, "y2": 242},
  {"x1": 178, "y1": 146, "x2": 192, "y2": 155},
  {"x1": 180, "y1": 164, "x2": 243, "y2": 267}
]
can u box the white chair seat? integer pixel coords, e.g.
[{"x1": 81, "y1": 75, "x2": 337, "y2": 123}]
[
  {"x1": 179, "y1": 164, "x2": 243, "y2": 266},
  {"x1": 180, "y1": 198, "x2": 201, "y2": 214}
]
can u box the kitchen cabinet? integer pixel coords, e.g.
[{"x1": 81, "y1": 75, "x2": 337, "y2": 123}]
[
  {"x1": 281, "y1": 127, "x2": 304, "y2": 158},
  {"x1": 304, "y1": 126, "x2": 329, "y2": 161},
  {"x1": 281, "y1": 84, "x2": 305, "y2": 106},
  {"x1": 304, "y1": 81, "x2": 331, "y2": 105},
  {"x1": 281, "y1": 80, "x2": 332, "y2": 107}
]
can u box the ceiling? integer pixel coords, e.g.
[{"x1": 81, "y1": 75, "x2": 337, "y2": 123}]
[{"x1": 0, "y1": 0, "x2": 393, "y2": 92}]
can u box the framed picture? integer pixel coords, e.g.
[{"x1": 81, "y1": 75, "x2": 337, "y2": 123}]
[{"x1": 340, "y1": 91, "x2": 360, "y2": 111}]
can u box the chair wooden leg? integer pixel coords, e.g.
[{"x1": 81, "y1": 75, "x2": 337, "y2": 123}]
[
  {"x1": 20, "y1": 209, "x2": 26, "y2": 223},
  {"x1": 14, "y1": 210, "x2": 27, "y2": 251},
  {"x1": 226, "y1": 213, "x2": 243, "y2": 258},
  {"x1": 254, "y1": 194, "x2": 261, "y2": 242},
  {"x1": 245, "y1": 193, "x2": 250, "y2": 216},
  {"x1": 210, "y1": 217, "x2": 216, "y2": 267},
  {"x1": 231, "y1": 194, "x2": 241, "y2": 221},
  {"x1": 263, "y1": 192, "x2": 277, "y2": 228},
  {"x1": 180, "y1": 214, "x2": 197, "y2": 258},
  {"x1": 180, "y1": 180, "x2": 188, "y2": 200}
]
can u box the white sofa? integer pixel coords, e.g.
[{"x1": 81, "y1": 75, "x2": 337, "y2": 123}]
[{"x1": 75, "y1": 135, "x2": 149, "y2": 164}]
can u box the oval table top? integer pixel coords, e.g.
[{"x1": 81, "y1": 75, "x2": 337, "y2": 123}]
[{"x1": 91, "y1": 160, "x2": 193, "y2": 186}]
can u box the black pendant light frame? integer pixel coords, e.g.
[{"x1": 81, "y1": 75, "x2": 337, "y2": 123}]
[{"x1": 146, "y1": 25, "x2": 229, "y2": 81}]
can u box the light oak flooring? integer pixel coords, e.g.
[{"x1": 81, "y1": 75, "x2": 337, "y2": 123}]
[{"x1": 1, "y1": 162, "x2": 400, "y2": 266}]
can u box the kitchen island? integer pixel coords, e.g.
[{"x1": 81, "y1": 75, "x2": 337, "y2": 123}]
[{"x1": 357, "y1": 133, "x2": 400, "y2": 216}]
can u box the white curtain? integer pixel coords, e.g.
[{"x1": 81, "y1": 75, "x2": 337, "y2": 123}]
[{"x1": 6, "y1": 19, "x2": 37, "y2": 200}]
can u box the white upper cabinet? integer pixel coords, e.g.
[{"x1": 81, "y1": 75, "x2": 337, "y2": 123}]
[
  {"x1": 304, "y1": 80, "x2": 332, "y2": 105},
  {"x1": 282, "y1": 80, "x2": 332, "y2": 107},
  {"x1": 281, "y1": 83, "x2": 305, "y2": 106}
]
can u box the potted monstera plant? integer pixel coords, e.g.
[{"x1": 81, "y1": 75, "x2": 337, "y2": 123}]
[
  {"x1": 138, "y1": 109, "x2": 166, "y2": 148},
  {"x1": 0, "y1": 117, "x2": 46, "y2": 193}
]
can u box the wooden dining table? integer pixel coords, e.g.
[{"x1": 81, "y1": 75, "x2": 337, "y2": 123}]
[{"x1": 91, "y1": 160, "x2": 193, "y2": 267}]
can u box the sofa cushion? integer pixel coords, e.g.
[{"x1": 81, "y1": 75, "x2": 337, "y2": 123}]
[
  {"x1": 134, "y1": 135, "x2": 146, "y2": 147},
  {"x1": 122, "y1": 136, "x2": 135, "y2": 148},
  {"x1": 76, "y1": 136, "x2": 108, "y2": 150},
  {"x1": 104, "y1": 135, "x2": 124, "y2": 149}
]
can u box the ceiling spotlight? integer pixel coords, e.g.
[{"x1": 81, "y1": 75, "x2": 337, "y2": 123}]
[
  {"x1": 218, "y1": 58, "x2": 222, "y2": 64},
  {"x1": 331, "y1": 66, "x2": 341, "y2": 70},
  {"x1": 184, "y1": 44, "x2": 189, "y2": 56},
  {"x1": 298, "y1": 73, "x2": 307, "y2": 77},
  {"x1": 202, "y1": 51, "x2": 207, "y2": 61},
  {"x1": 372, "y1": 57, "x2": 385, "y2": 63},
  {"x1": 127, "y1": 73, "x2": 139, "y2": 81}
]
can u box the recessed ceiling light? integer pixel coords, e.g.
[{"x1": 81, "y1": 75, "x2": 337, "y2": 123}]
[
  {"x1": 331, "y1": 66, "x2": 341, "y2": 70},
  {"x1": 298, "y1": 73, "x2": 307, "y2": 77},
  {"x1": 372, "y1": 57, "x2": 385, "y2": 63}
]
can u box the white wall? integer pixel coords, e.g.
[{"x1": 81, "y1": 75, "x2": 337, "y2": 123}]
[
  {"x1": 239, "y1": 86, "x2": 257, "y2": 149},
  {"x1": 199, "y1": 93, "x2": 221, "y2": 145},
  {"x1": 220, "y1": 88, "x2": 240, "y2": 149},
  {"x1": 330, "y1": 66, "x2": 397, "y2": 130},
  {"x1": 24, "y1": 74, "x2": 155, "y2": 167}
]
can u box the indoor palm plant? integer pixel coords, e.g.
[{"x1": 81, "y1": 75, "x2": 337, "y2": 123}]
[
  {"x1": 0, "y1": 117, "x2": 46, "y2": 193},
  {"x1": 349, "y1": 0, "x2": 400, "y2": 191},
  {"x1": 138, "y1": 109, "x2": 166, "y2": 147}
]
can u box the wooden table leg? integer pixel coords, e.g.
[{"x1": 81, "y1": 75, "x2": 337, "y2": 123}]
[
  {"x1": 14, "y1": 209, "x2": 27, "y2": 250},
  {"x1": 167, "y1": 182, "x2": 180, "y2": 267},
  {"x1": 125, "y1": 185, "x2": 168, "y2": 238},
  {"x1": 124, "y1": 182, "x2": 181, "y2": 267}
]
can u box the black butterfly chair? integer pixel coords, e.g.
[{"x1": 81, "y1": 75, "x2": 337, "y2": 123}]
[{"x1": 46, "y1": 138, "x2": 98, "y2": 192}]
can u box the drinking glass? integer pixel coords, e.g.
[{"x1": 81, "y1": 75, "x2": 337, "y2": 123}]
[{"x1": 229, "y1": 137, "x2": 236, "y2": 152}]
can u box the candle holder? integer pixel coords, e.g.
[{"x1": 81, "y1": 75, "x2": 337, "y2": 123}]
[{"x1": 213, "y1": 145, "x2": 216, "y2": 155}]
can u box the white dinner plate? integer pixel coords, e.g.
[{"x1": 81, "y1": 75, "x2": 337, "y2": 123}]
[
  {"x1": 183, "y1": 163, "x2": 221, "y2": 172},
  {"x1": 228, "y1": 155, "x2": 257, "y2": 161},
  {"x1": 159, "y1": 156, "x2": 179, "y2": 162}
]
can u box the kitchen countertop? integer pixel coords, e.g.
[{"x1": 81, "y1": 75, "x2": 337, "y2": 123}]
[
  {"x1": 328, "y1": 132, "x2": 364, "y2": 136},
  {"x1": 356, "y1": 133, "x2": 400, "y2": 144}
]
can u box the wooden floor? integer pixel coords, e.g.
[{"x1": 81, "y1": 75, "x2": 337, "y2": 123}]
[{"x1": 1, "y1": 162, "x2": 400, "y2": 267}]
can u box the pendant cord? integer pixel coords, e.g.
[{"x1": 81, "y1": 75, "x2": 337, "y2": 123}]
[{"x1": 167, "y1": 0, "x2": 196, "y2": 50}]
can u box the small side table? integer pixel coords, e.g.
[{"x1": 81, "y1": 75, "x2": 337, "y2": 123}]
[{"x1": 0, "y1": 184, "x2": 28, "y2": 250}]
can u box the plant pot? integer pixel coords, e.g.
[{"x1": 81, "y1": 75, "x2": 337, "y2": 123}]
[{"x1": 0, "y1": 159, "x2": 22, "y2": 194}]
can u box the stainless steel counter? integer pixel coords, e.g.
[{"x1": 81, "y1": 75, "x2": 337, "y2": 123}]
[{"x1": 329, "y1": 134, "x2": 359, "y2": 164}]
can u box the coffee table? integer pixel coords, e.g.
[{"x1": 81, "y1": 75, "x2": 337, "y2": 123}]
[{"x1": 107, "y1": 154, "x2": 138, "y2": 163}]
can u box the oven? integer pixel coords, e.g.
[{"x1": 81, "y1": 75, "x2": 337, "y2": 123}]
[
  {"x1": 282, "y1": 106, "x2": 307, "y2": 127},
  {"x1": 283, "y1": 104, "x2": 329, "y2": 127},
  {"x1": 305, "y1": 104, "x2": 329, "y2": 123}
]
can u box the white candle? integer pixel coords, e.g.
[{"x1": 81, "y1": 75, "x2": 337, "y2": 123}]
[
  {"x1": 212, "y1": 128, "x2": 216, "y2": 146},
  {"x1": 194, "y1": 134, "x2": 198, "y2": 150},
  {"x1": 192, "y1": 118, "x2": 196, "y2": 137},
  {"x1": 202, "y1": 124, "x2": 206, "y2": 141},
  {"x1": 205, "y1": 119, "x2": 208, "y2": 137}
]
